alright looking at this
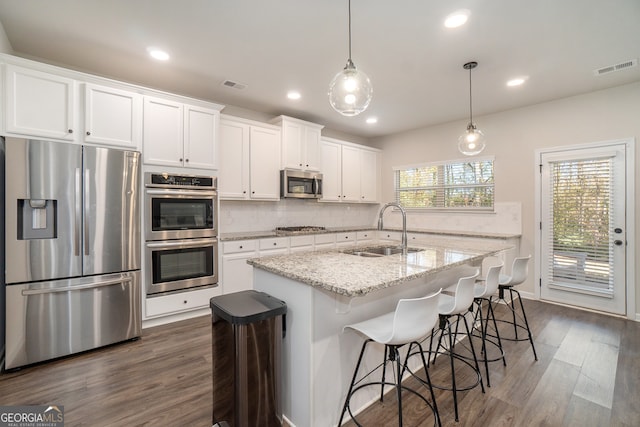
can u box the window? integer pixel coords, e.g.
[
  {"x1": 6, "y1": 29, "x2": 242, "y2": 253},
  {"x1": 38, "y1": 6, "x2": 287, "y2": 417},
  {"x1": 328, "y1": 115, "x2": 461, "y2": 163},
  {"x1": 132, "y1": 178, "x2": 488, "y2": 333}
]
[{"x1": 393, "y1": 157, "x2": 494, "y2": 210}]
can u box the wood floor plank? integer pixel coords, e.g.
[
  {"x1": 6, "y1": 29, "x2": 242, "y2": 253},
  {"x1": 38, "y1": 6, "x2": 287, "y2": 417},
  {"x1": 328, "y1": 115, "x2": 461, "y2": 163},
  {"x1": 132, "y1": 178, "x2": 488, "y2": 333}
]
[
  {"x1": 563, "y1": 395, "x2": 611, "y2": 427},
  {"x1": 573, "y1": 339, "x2": 619, "y2": 409}
]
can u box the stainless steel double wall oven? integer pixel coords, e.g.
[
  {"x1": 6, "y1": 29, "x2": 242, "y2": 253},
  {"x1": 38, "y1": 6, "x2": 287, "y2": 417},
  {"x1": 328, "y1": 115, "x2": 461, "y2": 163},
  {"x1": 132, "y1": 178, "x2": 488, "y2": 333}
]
[{"x1": 144, "y1": 172, "x2": 219, "y2": 296}]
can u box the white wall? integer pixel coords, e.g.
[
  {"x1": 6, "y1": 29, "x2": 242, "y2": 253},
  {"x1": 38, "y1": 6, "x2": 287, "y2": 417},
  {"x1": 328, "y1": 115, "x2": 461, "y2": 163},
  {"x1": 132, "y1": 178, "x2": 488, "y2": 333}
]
[
  {"x1": 0, "y1": 21, "x2": 12, "y2": 54},
  {"x1": 370, "y1": 82, "x2": 640, "y2": 312}
]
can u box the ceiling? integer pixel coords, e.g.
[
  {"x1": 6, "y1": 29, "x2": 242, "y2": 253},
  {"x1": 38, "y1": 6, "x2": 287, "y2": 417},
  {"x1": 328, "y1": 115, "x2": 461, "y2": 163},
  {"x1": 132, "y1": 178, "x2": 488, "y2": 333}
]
[{"x1": 0, "y1": 0, "x2": 638, "y2": 138}]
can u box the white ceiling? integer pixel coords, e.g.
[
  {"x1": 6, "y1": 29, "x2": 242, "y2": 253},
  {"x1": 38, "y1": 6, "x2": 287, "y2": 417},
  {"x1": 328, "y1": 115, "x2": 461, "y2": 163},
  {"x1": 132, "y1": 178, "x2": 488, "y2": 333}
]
[{"x1": 0, "y1": 0, "x2": 638, "y2": 138}]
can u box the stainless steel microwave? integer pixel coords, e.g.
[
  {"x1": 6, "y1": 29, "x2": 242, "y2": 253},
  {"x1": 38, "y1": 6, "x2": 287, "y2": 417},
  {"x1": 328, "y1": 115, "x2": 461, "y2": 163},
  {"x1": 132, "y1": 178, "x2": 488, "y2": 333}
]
[{"x1": 280, "y1": 169, "x2": 323, "y2": 199}]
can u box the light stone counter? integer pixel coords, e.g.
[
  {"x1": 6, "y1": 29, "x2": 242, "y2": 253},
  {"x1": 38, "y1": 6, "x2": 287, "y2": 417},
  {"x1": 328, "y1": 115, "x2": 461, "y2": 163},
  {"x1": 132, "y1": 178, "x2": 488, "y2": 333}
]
[
  {"x1": 249, "y1": 239, "x2": 513, "y2": 427},
  {"x1": 248, "y1": 239, "x2": 512, "y2": 297}
]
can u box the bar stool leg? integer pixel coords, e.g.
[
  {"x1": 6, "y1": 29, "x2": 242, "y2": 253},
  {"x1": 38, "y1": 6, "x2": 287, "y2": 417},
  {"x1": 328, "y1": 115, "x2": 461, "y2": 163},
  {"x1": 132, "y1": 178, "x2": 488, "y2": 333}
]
[
  {"x1": 513, "y1": 289, "x2": 538, "y2": 361},
  {"x1": 338, "y1": 339, "x2": 370, "y2": 426}
]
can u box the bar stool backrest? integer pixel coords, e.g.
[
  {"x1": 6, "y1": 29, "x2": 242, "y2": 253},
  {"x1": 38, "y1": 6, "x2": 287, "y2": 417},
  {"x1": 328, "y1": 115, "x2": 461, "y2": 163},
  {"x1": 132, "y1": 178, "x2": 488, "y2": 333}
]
[
  {"x1": 387, "y1": 289, "x2": 442, "y2": 345},
  {"x1": 441, "y1": 271, "x2": 479, "y2": 316},
  {"x1": 502, "y1": 255, "x2": 531, "y2": 287},
  {"x1": 478, "y1": 263, "x2": 503, "y2": 298}
]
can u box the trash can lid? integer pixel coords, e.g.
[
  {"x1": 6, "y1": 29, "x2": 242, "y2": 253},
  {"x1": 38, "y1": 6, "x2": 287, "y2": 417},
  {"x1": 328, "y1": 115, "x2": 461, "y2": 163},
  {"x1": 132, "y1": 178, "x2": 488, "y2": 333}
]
[{"x1": 210, "y1": 290, "x2": 287, "y2": 325}]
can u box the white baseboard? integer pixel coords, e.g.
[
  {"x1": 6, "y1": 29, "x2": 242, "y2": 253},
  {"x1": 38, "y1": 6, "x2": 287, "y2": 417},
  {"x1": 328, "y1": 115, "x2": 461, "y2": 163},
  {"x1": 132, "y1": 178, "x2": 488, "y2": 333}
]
[{"x1": 142, "y1": 308, "x2": 209, "y2": 329}]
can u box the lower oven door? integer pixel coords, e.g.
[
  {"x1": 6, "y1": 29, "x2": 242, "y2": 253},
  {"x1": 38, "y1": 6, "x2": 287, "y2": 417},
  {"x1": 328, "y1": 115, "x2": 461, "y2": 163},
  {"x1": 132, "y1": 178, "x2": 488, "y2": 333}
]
[{"x1": 145, "y1": 238, "x2": 219, "y2": 296}]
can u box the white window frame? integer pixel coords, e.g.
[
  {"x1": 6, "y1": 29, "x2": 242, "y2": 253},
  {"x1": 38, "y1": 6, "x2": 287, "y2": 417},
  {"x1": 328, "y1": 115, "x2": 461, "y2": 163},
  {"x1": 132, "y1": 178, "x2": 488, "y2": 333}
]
[{"x1": 393, "y1": 156, "x2": 495, "y2": 212}]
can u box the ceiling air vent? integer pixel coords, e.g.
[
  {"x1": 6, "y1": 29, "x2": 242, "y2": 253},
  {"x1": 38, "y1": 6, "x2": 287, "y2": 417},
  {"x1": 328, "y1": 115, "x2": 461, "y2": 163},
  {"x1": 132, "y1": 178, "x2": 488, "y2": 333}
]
[
  {"x1": 593, "y1": 59, "x2": 637, "y2": 76},
  {"x1": 221, "y1": 79, "x2": 247, "y2": 90}
]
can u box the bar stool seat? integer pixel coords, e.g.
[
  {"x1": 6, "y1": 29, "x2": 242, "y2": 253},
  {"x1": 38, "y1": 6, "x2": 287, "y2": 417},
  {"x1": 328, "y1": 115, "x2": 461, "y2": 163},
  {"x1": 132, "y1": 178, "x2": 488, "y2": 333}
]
[{"x1": 338, "y1": 290, "x2": 442, "y2": 427}]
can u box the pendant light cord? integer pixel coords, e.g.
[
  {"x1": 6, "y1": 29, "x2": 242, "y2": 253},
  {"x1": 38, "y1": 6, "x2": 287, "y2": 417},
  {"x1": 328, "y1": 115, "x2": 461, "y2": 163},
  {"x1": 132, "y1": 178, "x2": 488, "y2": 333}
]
[
  {"x1": 348, "y1": 0, "x2": 352, "y2": 62},
  {"x1": 468, "y1": 65, "x2": 473, "y2": 124}
]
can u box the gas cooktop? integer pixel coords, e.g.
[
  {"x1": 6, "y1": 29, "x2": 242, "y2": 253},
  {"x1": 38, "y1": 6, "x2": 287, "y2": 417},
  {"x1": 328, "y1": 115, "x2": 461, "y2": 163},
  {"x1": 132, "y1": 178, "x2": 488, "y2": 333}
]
[{"x1": 275, "y1": 226, "x2": 327, "y2": 235}]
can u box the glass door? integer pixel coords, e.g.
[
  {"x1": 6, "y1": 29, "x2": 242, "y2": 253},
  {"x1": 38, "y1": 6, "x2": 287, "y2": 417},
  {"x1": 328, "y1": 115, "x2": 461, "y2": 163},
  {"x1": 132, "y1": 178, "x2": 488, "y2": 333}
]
[{"x1": 540, "y1": 143, "x2": 628, "y2": 315}]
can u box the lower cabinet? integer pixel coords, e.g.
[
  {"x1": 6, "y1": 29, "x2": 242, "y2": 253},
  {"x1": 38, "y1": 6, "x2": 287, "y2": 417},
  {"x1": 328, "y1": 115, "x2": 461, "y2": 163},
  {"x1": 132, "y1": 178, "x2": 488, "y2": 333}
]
[
  {"x1": 221, "y1": 240, "x2": 258, "y2": 294},
  {"x1": 145, "y1": 285, "x2": 222, "y2": 319}
]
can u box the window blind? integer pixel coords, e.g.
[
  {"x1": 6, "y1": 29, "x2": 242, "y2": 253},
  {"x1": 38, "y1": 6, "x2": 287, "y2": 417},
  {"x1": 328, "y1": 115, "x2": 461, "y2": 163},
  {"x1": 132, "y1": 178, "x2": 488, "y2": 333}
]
[
  {"x1": 394, "y1": 158, "x2": 494, "y2": 210},
  {"x1": 546, "y1": 156, "x2": 614, "y2": 293}
]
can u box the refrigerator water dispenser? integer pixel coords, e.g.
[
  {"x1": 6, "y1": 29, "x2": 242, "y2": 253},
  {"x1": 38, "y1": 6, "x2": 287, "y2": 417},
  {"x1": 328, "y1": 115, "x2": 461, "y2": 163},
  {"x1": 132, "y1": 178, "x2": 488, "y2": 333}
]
[{"x1": 17, "y1": 199, "x2": 57, "y2": 239}]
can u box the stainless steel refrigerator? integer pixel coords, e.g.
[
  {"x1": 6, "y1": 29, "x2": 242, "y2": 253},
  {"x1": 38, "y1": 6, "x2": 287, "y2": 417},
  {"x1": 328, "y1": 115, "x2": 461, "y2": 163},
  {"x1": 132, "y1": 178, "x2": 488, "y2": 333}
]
[{"x1": 3, "y1": 137, "x2": 141, "y2": 370}]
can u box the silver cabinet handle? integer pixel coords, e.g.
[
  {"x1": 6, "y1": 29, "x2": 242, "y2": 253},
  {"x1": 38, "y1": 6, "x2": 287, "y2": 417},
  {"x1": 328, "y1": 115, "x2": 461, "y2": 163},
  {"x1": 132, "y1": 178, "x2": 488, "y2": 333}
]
[{"x1": 22, "y1": 277, "x2": 133, "y2": 296}]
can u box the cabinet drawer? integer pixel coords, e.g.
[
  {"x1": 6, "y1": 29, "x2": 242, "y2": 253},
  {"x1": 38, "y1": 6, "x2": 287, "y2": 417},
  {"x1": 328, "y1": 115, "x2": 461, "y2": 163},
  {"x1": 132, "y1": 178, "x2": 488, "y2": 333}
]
[
  {"x1": 336, "y1": 232, "x2": 357, "y2": 243},
  {"x1": 259, "y1": 237, "x2": 289, "y2": 250},
  {"x1": 379, "y1": 231, "x2": 401, "y2": 241},
  {"x1": 356, "y1": 230, "x2": 374, "y2": 241},
  {"x1": 146, "y1": 286, "x2": 222, "y2": 318},
  {"x1": 314, "y1": 233, "x2": 336, "y2": 245},
  {"x1": 290, "y1": 235, "x2": 314, "y2": 247},
  {"x1": 222, "y1": 240, "x2": 257, "y2": 254}
]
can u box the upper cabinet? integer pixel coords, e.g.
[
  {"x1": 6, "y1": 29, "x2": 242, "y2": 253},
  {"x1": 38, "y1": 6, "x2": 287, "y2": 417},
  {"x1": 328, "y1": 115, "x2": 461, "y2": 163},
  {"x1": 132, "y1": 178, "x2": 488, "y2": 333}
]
[
  {"x1": 271, "y1": 115, "x2": 323, "y2": 171},
  {"x1": 143, "y1": 96, "x2": 222, "y2": 169},
  {"x1": 321, "y1": 137, "x2": 381, "y2": 203},
  {"x1": 84, "y1": 83, "x2": 142, "y2": 149},
  {"x1": 4, "y1": 65, "x2": 77, "y2": 141},
  {"x1": 219, "y1": 116, "x2": 281, "y2": 200}
]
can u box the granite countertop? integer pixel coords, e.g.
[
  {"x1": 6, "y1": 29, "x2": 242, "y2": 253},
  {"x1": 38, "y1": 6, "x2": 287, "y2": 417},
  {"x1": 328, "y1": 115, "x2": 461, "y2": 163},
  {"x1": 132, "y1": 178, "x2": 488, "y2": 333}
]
[
  {"x1": 247, "y1": 239, "x2": 513, "y2": 297},
  {"x1": 220, "y1": 226, "x2": 519, "y2": 241}
]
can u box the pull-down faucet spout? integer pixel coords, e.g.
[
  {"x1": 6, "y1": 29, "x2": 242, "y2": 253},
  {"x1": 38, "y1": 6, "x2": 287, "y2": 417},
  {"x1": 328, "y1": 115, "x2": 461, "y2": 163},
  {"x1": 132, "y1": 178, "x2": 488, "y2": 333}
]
[{"x1": 377, "y1": 202, "x2": 408, "y2": 255}]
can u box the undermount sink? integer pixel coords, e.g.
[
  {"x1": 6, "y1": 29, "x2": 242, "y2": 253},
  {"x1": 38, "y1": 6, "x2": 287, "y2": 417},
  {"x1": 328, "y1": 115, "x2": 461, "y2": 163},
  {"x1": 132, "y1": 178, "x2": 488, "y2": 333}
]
[{"x1": 346, "y1": 246, "x2": 422, "y2": 257}]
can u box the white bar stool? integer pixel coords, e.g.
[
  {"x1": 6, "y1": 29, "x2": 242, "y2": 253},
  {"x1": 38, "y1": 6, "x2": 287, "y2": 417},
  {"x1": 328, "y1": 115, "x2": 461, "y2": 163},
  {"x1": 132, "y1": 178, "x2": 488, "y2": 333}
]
[
  {"x1": 338, "y1": 290, "x2": 442, "y2": 427},
  {"x1": 472, "y1": 261, "x2": 506, "y2": 387},
  {"x1": 428, "y1": 271, "x2": 484, "y2": 422},
  {"x1": 494, "y1": 255, "x2": 538, "y2": 361}
]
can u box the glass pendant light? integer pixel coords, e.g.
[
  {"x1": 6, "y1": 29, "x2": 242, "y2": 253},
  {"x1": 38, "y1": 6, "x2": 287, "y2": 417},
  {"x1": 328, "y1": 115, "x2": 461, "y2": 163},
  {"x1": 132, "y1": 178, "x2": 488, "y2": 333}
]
[
  {"x1": 328, "y1": 0, "x2": 373, "y2": 116},
  {"x1": 458, "y1": 61, "x2": 486, "y2": 156}
]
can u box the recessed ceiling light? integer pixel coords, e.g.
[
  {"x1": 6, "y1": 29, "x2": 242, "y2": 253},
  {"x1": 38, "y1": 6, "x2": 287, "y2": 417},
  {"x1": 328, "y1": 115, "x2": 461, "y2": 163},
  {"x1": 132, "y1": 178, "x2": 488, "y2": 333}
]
[
  {"x1": 444, "y1": 9, "x2": 470, "y2": 28},
  {"x1": 366, "y1": 117, "x2": 378, "y2": 124},
  {"x1": 287, "y1": 91, "x2": 301, "y2": 100},
  {"x1": 507, "y1": 77, "x2": 527, "y2": 87},
  {"x1": 147, "y1": 47, "x2": 170, "y2": 61}
]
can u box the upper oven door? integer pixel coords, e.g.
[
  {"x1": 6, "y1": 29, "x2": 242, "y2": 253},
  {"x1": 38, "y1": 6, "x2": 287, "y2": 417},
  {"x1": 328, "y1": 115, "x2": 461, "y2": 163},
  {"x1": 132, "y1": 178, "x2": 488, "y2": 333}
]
[{"x1": 145, "y1": 188, "x2": 217, "y2": 241}]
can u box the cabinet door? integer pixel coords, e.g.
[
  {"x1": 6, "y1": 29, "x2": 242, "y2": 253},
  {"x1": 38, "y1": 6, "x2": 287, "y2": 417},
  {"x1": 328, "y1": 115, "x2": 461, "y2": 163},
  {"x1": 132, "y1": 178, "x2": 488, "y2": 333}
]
[
  {"x1": 219, "y1": 119, "x2": 250, "y2": 199},
  {"x1": 341, "y1": 145, "x2": 361, "y2": 202},
  {"x1": 184, "y1": 105, "x2": 219, "y2": 170},
  {"x1": 84, "y1": 83, "x2": 141, "y2": 149},
  {"x1": 304, "y1": 126, "x2": 322, "y2": 171},
  {"x1": 320, "y1": 140, "x2": 342, "y2": 202},
  {"x1": 143, "y1": 97, "x2": 184, "y2": 167},
  {"x1": 5, "y1": 65, "x2": 76, "y2": 140},
  {"x1": 281, "y1": 120, "x2": 303, "y2": 169},
  {"x1": 222, "y1": 252, "x2": 256, "y2": 294},
  {"x1": 360, "y1": 149, "x2": 379, "y2": 202},
  {"x1": 249, "y1": 126, "x2": 281, "y2": 200}
]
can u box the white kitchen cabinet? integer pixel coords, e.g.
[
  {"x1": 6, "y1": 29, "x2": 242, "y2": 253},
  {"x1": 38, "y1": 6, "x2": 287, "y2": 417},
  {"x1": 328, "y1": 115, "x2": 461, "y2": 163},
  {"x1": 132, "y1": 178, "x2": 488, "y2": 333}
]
[
  {"x1": 221, "y1": 240, "x2": 258, "y2": 294},
  {"x1": 4, "y1": 64, "x2": 77, "y2": 141},
  {"x1": 356, "y1": 230, "x2": 374, "y2": 243},
  {"x1": 379, "y1": 230, "x2": 402, "y2": 241},
  {"x1": 83, "y1": 83, "x2": 142, "y2": 149},
  {"x1": 336, "y1": 232, "x2": 357, "y2": 247},
  {"x1": 321, "y1": 137, "x2": 380, "y2": 203},
  {"x1": 314, "y1": 233, "x2": 336, "y2": 250},
  {"x1": 143, "y1": 96, "x2": 221, "y2": 169},
  {"x1": 219, "y1": 116, "x2": 281, "y2": 200},
  {"x1": 289, "y1": 235, "x2": 315, "y2": 253},
  {"x1": 320, "y1": 139, "x2": 342, "y2": 202},
  {"x1": 272, "y1": 115, "x2": 323, "y2": 171}
]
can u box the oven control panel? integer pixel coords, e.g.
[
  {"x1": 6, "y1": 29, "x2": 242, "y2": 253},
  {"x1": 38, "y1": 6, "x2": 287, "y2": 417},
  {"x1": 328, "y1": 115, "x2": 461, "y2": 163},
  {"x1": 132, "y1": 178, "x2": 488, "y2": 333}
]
[{"x1": 145, "y1": 172, "x2": 216, "y2": 189}]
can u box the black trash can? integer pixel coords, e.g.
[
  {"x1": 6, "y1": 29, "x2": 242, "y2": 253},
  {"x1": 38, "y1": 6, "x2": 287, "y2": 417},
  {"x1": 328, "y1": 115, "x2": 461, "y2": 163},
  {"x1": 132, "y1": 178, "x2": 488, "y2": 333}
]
[{"x1": 210, "y1": 290, "x2": 287, "y2": 427}]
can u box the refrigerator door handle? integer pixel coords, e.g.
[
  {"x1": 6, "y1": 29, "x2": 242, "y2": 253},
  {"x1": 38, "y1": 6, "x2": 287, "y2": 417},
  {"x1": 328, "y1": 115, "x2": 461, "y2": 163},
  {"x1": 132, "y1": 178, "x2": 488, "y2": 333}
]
[
  {"x1": 74, "y1": 168, "x2": 82, "y2": 256},
  {"x1": 84, "y1": 168, "x2": 90, "y2": 256},
  {"x1": 21, "y1": 276, "x2": 133, "y2": 296}
]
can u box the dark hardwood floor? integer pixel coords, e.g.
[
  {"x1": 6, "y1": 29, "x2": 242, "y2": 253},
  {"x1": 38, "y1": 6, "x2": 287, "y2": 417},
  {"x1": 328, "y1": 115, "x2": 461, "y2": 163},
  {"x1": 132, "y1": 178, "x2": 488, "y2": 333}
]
[{"x1": 1, "y1": 299, "x2": 638, "y2": 426}]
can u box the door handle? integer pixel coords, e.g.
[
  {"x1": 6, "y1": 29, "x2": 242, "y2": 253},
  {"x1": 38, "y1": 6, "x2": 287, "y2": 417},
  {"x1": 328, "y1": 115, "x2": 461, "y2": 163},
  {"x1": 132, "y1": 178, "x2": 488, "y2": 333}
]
[{"x1": 614, "y1": 240, "x2": 624, "y2": 246}]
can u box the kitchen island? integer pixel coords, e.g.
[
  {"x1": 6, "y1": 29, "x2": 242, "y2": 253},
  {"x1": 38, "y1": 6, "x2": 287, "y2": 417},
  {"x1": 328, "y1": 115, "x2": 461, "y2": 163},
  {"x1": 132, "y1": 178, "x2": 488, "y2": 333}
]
[{"x1": 249, "y1": 238, "x2": 513, "y2": 427}]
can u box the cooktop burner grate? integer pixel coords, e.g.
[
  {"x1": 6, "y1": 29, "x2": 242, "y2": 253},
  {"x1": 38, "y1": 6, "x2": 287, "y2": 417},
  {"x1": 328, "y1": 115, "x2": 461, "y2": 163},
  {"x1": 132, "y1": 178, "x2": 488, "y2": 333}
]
[{"x1": 275, "y1": 226, "x2": 327, "y2": 234}]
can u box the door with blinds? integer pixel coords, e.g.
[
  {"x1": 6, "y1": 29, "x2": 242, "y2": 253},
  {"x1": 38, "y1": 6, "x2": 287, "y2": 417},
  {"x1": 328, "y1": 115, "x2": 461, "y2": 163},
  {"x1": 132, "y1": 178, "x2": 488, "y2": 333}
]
[{"x1": 540, "y1": 143, "x2": 627, "y2": 315}]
